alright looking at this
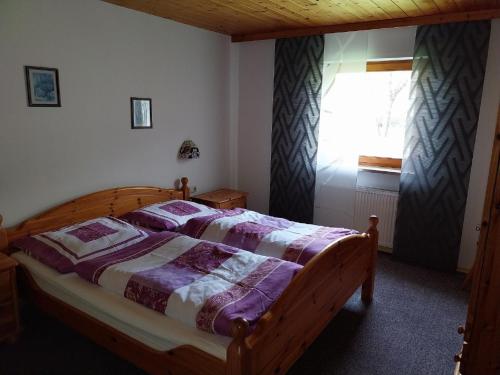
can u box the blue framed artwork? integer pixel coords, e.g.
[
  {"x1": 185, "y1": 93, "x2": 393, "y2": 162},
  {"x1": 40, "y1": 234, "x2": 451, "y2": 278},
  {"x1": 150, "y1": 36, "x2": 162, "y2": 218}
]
[
  {"x1": 130, "y1": 97, "x2": 152, "y2": 129},
  {"x1": 25, "y1": 66, "x2": 61, "y2": 107}
]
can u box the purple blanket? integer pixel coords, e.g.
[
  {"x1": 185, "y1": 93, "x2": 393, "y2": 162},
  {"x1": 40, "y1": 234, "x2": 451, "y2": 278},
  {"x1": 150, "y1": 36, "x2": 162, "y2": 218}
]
[
  {"x1": 74, "y1": 231, "x2": 301, "y2": 337},
  {"x1": 180, "y1": 209, "x2": 357, "y2": 265}
]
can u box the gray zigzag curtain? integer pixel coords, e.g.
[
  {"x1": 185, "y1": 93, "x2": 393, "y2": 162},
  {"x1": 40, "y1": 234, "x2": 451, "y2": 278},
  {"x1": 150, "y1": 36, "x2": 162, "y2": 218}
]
[
  {"x1": 269, "y1": 35, "x2": 324, "y2": 223},
  {"x1": 393, "y1": 21, "x2": 491, "y2": 271}
]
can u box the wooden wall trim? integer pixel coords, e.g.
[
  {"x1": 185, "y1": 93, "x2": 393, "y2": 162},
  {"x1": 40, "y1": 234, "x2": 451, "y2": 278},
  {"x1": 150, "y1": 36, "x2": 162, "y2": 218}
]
[{"x1": 232, "y1": 9, "x2": 500, "y2": 42}]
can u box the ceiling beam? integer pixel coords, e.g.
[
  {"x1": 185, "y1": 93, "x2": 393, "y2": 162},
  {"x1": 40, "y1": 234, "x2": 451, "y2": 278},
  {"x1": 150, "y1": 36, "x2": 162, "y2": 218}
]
[{"x1": 232, "y1": 8, "x2": 500, "y2": 42}]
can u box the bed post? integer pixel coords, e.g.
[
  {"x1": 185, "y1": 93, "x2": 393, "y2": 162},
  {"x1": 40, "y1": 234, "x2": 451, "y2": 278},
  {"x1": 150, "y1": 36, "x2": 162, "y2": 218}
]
[
  {"x1": 181, "y1": 177, "x2": 190, "y2": 200},
  {"x1": 0, "y1": 215, "x2": 8, "y2": 254},
  {"x1": 227, "y1": 318, "x2": 250, "y2": 375},
  {"x1": 361, "y1": 215, "x2": 379, "y2": 304}
]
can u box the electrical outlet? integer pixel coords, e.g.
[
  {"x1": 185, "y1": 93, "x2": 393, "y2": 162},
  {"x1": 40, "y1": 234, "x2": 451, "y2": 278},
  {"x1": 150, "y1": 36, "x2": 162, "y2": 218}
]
[{"x1": 192, "y1": 186, "x2": 197, "y2": 193}]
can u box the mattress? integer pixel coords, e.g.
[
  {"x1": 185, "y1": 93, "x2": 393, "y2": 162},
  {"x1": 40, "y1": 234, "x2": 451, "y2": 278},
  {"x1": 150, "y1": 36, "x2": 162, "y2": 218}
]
[{"x1": 11, "y1": 251, "x2": 231, "y2": 360}]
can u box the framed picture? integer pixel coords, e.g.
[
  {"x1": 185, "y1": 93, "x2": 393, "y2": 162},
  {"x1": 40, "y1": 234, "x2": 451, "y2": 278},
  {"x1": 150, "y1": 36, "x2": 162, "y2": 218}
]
[
  {"x1": 130, "y1": 97, "x2": 153, "y2": 129},
  {"x1": 25, "y1": 66, "x2": 61, "y2": 107}
]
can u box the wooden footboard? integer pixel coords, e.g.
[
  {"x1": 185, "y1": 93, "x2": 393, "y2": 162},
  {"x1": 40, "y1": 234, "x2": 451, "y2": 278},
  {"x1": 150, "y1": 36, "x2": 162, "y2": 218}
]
[
  {"x1": 0, "y1": 182, "x2": 378, "y2": 375},
  {"x1": 16, "y1": 265, "x2": 226, "y2": 375},
  {"x1": 227, "y1": 216, "x2": 379, "y2": 375}
]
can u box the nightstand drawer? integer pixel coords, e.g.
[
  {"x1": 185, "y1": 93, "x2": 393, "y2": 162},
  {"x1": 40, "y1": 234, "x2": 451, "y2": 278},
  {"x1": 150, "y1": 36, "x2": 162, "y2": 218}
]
[{"x1": 218, "y1": 196, "x2": 246, "y2": 209}]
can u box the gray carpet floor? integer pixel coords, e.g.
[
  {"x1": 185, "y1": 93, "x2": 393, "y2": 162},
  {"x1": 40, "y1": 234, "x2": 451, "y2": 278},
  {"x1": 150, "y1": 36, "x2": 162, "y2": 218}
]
[{"x1": 0, "y1": 253, "x2": 468, "y2": 375}]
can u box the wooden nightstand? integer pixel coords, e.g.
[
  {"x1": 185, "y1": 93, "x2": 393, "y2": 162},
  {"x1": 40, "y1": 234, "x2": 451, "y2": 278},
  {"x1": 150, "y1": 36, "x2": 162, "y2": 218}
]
[
  {"x1": 0, "y1": 253, "x2": 19, "y2": 343},
  {"x1": 191, "y1": 189, "x2": 248, "y2": 209}
]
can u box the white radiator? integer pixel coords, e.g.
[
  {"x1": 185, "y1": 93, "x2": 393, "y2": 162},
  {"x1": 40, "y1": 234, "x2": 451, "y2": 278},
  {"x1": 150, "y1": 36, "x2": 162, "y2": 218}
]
[{"x1": 354, "y1": 188, "x2": 399, "y2": 250}]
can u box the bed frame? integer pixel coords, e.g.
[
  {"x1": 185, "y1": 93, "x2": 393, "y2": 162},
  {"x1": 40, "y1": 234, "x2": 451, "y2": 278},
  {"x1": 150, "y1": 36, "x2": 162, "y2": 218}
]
[{"x1": 0, "y1": 177, "x2": 379, "y2": 375}]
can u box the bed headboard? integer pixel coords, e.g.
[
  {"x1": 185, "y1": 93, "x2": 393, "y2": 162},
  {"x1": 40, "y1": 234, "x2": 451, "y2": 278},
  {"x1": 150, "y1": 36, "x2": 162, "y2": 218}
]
[{"x1": 0, "y1": 177, "x2": 189, "y2": 250}]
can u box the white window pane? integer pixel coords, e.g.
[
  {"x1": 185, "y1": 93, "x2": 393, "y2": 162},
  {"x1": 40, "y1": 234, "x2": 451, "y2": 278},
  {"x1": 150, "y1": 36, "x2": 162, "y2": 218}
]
[{"x1": 363, "y1": 70, "x2": 411, "y2": 158}]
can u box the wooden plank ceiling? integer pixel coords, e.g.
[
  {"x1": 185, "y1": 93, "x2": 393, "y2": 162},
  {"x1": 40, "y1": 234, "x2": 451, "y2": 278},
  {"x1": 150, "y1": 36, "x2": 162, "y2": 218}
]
[{"x1": 105, "y1": 0, "x2": 500, "y2": 42}]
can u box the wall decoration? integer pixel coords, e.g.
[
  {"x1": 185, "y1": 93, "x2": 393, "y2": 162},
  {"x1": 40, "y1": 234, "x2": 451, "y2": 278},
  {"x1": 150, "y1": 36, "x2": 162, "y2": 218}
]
[
  {"x1": 130, "y1": 97, "x2": 152, "y2": 129},
  {"x1": 393, "y1": 21, "x2": 491, "y2": 271},
  {"x1": 25, "y1": 66, "x2": 61, "y2": 107},
  {"x1": 269, "y1": 35, "x2": 324, "y2": 223},
  {"x1": 178, "y1": 140, "x2": 200, "y2": 159}
]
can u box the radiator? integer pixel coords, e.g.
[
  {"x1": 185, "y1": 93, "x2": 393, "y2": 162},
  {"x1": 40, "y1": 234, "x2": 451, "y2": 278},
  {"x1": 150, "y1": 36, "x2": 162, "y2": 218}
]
[{"x1": 354, "y1": 188, "x2": 399, "y2": 250}]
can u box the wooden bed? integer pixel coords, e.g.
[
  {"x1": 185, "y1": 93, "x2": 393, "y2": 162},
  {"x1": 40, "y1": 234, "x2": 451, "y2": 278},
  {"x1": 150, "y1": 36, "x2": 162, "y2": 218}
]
[{"x1": 0, "y1": 177, "x2": 379, "y2": 375}]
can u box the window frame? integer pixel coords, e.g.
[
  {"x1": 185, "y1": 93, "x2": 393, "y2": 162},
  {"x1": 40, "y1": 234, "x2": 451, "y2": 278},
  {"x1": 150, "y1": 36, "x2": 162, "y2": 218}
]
[{"x1": 358, "y1": 59, "x2": 412, "y2": 170}]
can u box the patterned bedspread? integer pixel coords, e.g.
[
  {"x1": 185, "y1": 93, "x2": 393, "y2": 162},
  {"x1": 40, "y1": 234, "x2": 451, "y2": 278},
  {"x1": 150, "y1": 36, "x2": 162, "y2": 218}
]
[
  {"x1": 74, "y1": 231, "x2": 301, "y2": 337},
  {"x1": 180, "y1": 209, "x2": 358, "y2": 265}
]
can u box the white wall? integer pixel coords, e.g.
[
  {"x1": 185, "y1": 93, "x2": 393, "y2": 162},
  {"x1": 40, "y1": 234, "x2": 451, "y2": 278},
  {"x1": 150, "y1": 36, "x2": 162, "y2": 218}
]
[
  {"x1": 458, "y1": 19, "x2": 500, "y2": 271},
  {"x1": 235, "y1": 40, "x2": 275, "y2": 214},
  {"x1": 367, "y1": 27, "x2": 416, "y2": 59},
  {"x1": 228, "y1": 43, "x2": 240, "y2": 188},
  {"x1": 0, "y1": 0, "x2": 231, "y2": 226}
]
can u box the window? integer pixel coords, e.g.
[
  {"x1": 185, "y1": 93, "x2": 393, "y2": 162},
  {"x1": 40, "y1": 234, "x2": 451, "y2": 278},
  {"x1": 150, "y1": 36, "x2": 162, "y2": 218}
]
[{"x1": 358, "y1": 59, "x2": 412, "y2": 170}]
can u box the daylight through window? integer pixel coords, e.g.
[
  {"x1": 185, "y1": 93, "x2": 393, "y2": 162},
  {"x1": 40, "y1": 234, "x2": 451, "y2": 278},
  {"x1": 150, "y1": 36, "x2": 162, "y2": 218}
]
[{"x1": 359, "y1": 59, "x2": 412, "y2": 169}]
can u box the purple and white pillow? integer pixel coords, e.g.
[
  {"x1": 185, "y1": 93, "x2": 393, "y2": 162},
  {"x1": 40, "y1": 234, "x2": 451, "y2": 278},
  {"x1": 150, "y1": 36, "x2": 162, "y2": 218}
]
[
  {"x1": 120, "y1": 200, "x2": 219, "y2": 231},
  {"x1": 11, "y1": 217, "x2": 147, "y2": 274}
]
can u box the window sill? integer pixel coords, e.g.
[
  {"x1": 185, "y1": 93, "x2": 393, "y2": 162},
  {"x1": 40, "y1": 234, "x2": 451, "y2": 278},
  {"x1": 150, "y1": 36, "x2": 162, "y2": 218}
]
[
  {"x1": 358, "y1": 156, "x2": 402, "y2": 170},
  {"x1": 358, "y1": 165, "x2": 401, "y2": 175}
]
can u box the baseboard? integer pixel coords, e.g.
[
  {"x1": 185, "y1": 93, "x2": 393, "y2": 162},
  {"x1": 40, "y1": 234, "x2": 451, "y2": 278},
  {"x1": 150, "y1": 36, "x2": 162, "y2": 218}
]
[
  {"x1": 378, "y1": 246, "x2": 393, "y2": 254},
  {"x1": 377, "y1": 247, "x2": 470, "y2": 274}
]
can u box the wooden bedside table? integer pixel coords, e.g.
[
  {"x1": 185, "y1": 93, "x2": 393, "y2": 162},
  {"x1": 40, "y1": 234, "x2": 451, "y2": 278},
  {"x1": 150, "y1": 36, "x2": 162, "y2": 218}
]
[
  {"x1": 191, "y1": 189, "x2": 248, "y2": 209},
  {"x1": 0, "y1": 253, "x2": 20, "y2": 343}
]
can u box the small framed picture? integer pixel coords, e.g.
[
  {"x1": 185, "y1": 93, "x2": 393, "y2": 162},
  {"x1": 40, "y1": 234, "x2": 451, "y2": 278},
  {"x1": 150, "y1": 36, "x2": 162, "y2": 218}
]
[
  {"x1": 25, "y1": 66, "x2": 61, "y2": 107},
  {"x1": 130, "y1": 97, "x2": 153, "y2": 129}
]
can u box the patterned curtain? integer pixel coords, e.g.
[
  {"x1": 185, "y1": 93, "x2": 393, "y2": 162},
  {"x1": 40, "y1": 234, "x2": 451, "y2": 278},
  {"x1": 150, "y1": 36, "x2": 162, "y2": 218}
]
[
  {"x1": 393, "y1": 21, "x2": 491, "y2": 271},
  {"x1": 269, "y1": 35, "x2": 324, "y2": 223}
]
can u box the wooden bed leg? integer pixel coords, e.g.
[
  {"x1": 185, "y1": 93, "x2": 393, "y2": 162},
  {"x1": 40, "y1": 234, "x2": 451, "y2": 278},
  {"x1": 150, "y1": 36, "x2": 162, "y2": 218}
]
[
  {"x1": 181, "y1": 177, "x2": 190, "y2": 200},
  {"x1": 226, "y1": 318, "x2": 249, "y2": 375},
  {"x1": 361, "y1": 215, "x2": 379, "y2": 305},
  {"x1": 0, "y1": 215, "x2": 8, "y2": 253}
]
